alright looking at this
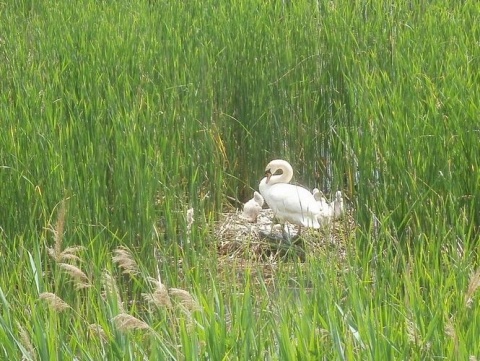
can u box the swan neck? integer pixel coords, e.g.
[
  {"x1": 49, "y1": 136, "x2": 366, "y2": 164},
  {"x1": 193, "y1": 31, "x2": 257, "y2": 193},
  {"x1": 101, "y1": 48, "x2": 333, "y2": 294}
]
[{"x1": 270, "y1": 161, "x2": 293, "y2": 184}]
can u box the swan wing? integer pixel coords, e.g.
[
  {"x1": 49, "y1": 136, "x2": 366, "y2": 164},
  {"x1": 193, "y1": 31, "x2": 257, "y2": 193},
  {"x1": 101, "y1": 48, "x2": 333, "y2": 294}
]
[{"x1": 263, "y1": 183, "x2": 321, "y2": 227}]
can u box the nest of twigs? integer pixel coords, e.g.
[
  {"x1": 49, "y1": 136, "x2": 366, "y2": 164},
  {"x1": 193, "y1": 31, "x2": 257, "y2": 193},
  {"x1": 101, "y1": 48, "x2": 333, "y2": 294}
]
[{"x1": 215, "y1": 207, "x2": 356, "y2": 262}]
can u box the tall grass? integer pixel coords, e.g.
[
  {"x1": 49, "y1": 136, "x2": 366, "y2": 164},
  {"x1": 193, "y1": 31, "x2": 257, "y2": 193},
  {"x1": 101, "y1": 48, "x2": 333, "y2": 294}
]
[{"x1": 1, "y1": 0, "x2": 479, "y2": 359}]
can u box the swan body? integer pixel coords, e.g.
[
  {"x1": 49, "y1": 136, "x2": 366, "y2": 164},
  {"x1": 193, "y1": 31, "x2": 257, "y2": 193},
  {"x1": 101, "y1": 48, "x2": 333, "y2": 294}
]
[
  {"x1": 242, "y1": 191, "x2": 264, "y2": 222},
  {"x1": 259, "y1": 159, "x2": 322, "y2": 229}
]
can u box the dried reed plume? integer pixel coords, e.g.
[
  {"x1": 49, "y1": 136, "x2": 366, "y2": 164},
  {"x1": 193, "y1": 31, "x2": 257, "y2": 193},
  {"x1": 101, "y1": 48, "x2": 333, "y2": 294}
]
[
  {"x1": 444, "y1": 316, "x2": 459, "y2": 356},
  {"x1": 112, "y1": 247, "x2": 139, "y2": 276},
  {"x1": 47, "y1": 200, "x2": 65, "y2": 262},
  {"x1": 142, "y1": 277, "x2": 172, "y2": 309},
  {"x1": 16, "y1": 321, "x2": 35, "y2": 360},
  {"x1": 169, "y1": 288, "x2": 201, "y2": 312},
  {"x1": 48, "y1": 245, "x2": 85, "y2": 263},
  {"x1": 59, "y1": 263, "x2": 91, "y2": 289},
  {"x1": 102, "y1": 271, "x2": 125, "y2": 313},
  {"x1": 187, "y1": 208, "x2": 194, "y2": 231},
  {"x1": 444, "y1": 318, "x2": 456, "y2": 339},
  {"x1": 53, "y1": 200, "x2": 66, "y2": 256},
  {"x1": 405, "y1": 316, "x2": 419, "y2": 345},
  {"x1": 88, "y1": 323, "x2": 109, "y2": 342},
  {"x1": 47, "y1": 199, "x2": 86, "y2": 263},
  {"x1": 112, "y1": 313, "x2": 150, "y2": 332},
  {"x1": 406, "y1": 315, "x2": 432, "y2": 352},
  {"x1": 465, "y1": 267, "x2": 480, "y2": 308},
  {"x1": 39, "y1": 292, "x2": 70, "y2": 312}
]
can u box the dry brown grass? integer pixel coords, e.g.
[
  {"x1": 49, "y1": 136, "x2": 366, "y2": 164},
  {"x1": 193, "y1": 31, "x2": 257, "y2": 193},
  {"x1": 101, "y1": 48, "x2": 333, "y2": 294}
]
[
  {"x1": 88, "y1": 323, "x2": 109, "y2": 342},
  {"x1": 112, "y1": 313, "x2": 150, "y2": 332},
  {"x1": 102, "y1": 271, "x2": 125, "y2": 313},
  {"x1": 39, "y1": 292, "x2": 71, "y2": 312},
  {"x1": 16, "y1": 321, "x2": 35, "y2": 360},
  {"x1": 465, "y1": 267, "x2": 480, "y2": 308},
  {"x1": 47, "y1": 198, "x2": 86, "y2": 263},
  {"x1": 59, "y1": 263, "x2": 91, "y2": 289},
  {"x1": 169, "y1": 288, "x2": 201, "y2": 313},
  {"x1": 142, "y1": 277, "x2": 173, "y2": 309},
  {"x1": 215, "y1": 208, "x2": 355, "y2": 260},
  {"x1": 112, "y1": 247, "x2": 140, "y2": 276}
]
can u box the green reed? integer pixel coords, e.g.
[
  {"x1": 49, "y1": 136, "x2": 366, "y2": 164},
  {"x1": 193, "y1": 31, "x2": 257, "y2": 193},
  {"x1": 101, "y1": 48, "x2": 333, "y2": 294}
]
[{"x1": 0, "y1": 0, "x2": 479, "y2": 359}]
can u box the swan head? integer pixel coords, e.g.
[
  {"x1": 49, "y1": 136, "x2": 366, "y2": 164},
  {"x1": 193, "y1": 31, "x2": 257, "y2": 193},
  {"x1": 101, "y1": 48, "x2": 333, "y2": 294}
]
[{"x1": 264, "y1": 159, "x2": 293, "y2": 184}]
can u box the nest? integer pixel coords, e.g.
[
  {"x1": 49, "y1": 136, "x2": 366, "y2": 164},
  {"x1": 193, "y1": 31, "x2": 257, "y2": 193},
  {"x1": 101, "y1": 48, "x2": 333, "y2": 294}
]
[{"x1": 215, "y1": 208, "x2": 356, "y2": 262}]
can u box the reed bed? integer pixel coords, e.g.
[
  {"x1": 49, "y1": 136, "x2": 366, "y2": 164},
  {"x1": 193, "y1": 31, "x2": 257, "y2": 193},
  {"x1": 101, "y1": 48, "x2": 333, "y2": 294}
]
[{"x1": 1, "y1": 0, "x2": 479, "y2": 359}]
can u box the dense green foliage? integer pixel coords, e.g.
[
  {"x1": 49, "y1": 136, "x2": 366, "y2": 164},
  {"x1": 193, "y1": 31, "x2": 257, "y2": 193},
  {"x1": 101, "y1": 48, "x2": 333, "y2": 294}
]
[{"x1": 1, "y1": 0, "x2": 479, "y2": 359}]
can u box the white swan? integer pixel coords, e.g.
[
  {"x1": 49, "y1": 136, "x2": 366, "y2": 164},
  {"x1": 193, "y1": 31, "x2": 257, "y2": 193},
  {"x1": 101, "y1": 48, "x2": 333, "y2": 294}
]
[
  {"x1": 241, "y1": 191, "x2": 264, "y2": 222},
  {"x1": 259, "y1": 159, "x2": 323, "y2": 234}
]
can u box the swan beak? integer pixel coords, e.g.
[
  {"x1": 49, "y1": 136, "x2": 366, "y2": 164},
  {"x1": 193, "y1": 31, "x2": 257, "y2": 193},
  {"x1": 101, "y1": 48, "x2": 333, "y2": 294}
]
[{"x1": 265, "y1": 170, "x2": 272, "y2": 184}]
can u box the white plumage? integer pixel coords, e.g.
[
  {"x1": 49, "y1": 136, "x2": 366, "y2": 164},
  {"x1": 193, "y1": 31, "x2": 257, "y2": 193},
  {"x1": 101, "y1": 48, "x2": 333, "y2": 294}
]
[
  {"x1": 312, "y1": 188, "x2": 332, "y2": 214},
  {"x1": 332, "y1": 190, "x2": 345, "y2": 220},
  {"x1": 313, "y1": 188, "x2": 345, "y2": 224},
  {"x1": 242, "y1": 191, "x2": 264, "y2": 222},
  {"x1": 259, "y1": 159, "x2": 322, "y2": 230},
  {"x1": 312, "y1": 188, "x2": 334, "y2": 225}
]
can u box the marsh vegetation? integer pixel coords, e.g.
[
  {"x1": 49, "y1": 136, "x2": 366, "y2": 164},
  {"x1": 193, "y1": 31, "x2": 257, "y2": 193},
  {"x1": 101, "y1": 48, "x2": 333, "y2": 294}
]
[{"x1": 1, "y1": 0, "x2": 479, "y2": 359}]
